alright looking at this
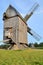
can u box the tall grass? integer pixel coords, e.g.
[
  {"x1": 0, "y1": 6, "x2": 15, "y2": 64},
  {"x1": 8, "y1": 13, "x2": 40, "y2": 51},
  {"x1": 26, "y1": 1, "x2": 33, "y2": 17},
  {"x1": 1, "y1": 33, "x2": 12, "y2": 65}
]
[{"x1": 0, "y1": 49, "x2": 43, "y2": 65}]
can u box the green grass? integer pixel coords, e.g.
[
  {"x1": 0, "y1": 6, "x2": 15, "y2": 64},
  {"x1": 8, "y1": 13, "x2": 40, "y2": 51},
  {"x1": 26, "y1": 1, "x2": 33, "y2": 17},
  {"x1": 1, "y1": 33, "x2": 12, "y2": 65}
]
[{"x1": 0, "y1": 48, "x2": 43, "y2": 65}]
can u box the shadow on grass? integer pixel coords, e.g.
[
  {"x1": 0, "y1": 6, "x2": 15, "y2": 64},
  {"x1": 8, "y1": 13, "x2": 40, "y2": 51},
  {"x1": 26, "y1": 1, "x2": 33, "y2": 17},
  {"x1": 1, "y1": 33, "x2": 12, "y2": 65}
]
[{"x1": 32, "y1": 61, "x2": 41, "y2": 65}]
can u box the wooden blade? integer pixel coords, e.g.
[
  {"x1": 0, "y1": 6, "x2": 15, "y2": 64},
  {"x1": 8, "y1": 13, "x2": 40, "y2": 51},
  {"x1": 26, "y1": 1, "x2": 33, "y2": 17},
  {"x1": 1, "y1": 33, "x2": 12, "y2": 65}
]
[
  {"x1": 27, "y1": 27, "x2": 41, "y2": 41},
  {"x1": 24, "y1": 2, "x2": 39, "y2": 22}
]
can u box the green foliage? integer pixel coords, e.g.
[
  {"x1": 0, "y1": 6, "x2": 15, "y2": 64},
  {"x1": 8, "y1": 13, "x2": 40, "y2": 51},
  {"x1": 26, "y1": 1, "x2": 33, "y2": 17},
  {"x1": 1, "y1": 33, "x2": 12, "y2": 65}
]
[
  {"x1": 0, "y1": 49, "x2": 43, "y2": 65},
  {"x1": 0, "y1": 44, "x2": 10, "y2": 49},
  {"x1": 29, "y1": 42, "x2": 43, "y2": 49},
  {"x1": 39, "y1": 42, "x2": 43, "y2": 47},
  {"x1": 28, "y1": 43, "x2": 32, "y2": 47},
  {"x1": 34, "y1": 42, "x2": 39, "y2": 47}
]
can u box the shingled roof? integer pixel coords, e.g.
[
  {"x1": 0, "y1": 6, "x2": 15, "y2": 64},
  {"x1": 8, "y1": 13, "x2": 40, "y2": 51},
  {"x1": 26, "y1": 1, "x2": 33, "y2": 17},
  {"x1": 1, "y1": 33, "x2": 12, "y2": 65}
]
[{"x1": 3, "y1": 5, "x2": 27, "y2": 25}]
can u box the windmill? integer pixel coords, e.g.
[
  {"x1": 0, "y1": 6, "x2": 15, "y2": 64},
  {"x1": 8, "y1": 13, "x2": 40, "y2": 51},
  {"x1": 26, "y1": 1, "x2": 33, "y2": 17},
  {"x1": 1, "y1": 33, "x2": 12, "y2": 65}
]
[{"x1": 3, "y1": 3, "x2": 41, "y2": 50}]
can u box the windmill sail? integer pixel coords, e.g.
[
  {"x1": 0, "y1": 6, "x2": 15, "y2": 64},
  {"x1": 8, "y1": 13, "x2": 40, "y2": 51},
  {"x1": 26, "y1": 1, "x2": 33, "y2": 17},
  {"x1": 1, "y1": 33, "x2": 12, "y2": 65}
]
[
  {"x1": 27, "y1": 26, "x2": 41, "y2": 41},
  {"x1": 24, "y1": 3, "x2": 39, "y2": 22}
]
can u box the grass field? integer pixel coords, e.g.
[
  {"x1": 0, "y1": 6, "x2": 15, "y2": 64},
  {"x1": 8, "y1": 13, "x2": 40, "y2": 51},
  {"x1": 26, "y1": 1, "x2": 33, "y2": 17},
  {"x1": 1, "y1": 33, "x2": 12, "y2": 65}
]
[{"x1": 0, "y1": 48, "x2": 43, "y2": 65}]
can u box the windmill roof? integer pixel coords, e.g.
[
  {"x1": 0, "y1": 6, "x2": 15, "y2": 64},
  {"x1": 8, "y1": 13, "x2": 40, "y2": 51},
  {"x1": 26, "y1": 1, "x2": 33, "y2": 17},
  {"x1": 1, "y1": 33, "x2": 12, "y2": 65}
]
[{"x1": 5, "y1": 5, "x2": 27, "y2": 25}]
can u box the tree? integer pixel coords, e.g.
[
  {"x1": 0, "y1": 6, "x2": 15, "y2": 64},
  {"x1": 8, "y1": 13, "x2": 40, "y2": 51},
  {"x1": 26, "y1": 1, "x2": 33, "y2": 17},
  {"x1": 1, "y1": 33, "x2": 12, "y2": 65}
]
[
  {"x1": 0, "y1": 44, "x2": 10, "y2": 49},
  {"x1": 34, "y1": 42, "x2": 39, "y2": 47}
]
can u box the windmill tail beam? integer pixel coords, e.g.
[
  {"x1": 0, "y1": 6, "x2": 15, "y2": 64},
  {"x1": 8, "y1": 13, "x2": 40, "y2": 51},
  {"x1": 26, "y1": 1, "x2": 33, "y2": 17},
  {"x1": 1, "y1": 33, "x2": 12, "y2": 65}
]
[
  {"x1": 27, "y1": 27, "x2": 41, "y2": 41},
  {"x1": 0, "y1": 39, "x2": 10, "y2": 43},
  {"x1": 24, "y1": 2, "x2": 39, "y2": 22}
]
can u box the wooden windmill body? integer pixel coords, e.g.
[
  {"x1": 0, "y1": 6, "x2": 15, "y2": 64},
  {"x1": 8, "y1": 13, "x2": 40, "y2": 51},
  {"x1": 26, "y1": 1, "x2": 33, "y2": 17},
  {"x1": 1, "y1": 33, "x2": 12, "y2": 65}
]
[
  {"x1": 3, "y1": 5, "x2": 28, "y2": 50},
  {"x1": 3, "y1": 3, "x2": 41, "y2": 50}
]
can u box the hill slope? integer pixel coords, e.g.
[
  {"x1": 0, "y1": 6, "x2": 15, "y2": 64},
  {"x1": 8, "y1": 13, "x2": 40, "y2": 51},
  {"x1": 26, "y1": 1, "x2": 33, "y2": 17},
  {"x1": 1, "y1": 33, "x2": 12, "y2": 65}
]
[{"x1": 0, "y1": 49, "x2": 43, "y2": 65}]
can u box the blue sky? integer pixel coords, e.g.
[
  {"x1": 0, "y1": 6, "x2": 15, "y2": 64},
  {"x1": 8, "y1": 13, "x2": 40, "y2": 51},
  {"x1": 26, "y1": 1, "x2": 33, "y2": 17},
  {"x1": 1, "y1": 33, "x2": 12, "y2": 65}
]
[{"x1": 0, "y1": 0, "x2": 43, "y2": 44}]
